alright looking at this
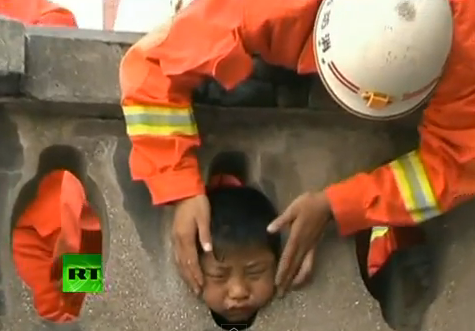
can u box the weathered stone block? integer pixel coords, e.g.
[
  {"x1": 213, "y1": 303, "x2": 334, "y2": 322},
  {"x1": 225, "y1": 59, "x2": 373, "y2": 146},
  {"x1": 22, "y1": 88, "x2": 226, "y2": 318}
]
[
  {"x1": 22, "y1": 28, "x2": 141, "y2": 104},
  {"x1": 0, "y1": 16, "x2": 25, "y2": 95}
]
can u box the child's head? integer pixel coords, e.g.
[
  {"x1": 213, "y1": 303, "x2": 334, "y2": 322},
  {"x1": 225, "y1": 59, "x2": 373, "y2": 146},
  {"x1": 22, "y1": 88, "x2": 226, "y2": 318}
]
[{"x1": 198, "y1": 184, "x2": 281, "y2": 325}]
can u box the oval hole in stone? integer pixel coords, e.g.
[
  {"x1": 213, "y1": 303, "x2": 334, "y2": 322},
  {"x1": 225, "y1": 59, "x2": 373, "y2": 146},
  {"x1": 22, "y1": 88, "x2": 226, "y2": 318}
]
[
  {"x1": 210, "y1": 310, "x2": 256, "y2": 331},
  {"x1": 10, "y1": 145, "x2": 107, "y2": 324},
  {"x1": 355, "y1": 226, "x2": 437, "y2": 330},
  {"x1": 203, "y1": 150, "x2": 280, "y2": 331}
]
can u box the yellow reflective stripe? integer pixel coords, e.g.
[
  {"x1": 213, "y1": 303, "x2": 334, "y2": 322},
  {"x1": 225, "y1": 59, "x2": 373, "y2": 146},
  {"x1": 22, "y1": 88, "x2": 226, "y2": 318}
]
[
  {"x1": 370, "y1": 226, "x2": 389, "y2": 242},
  {"x1": 123, "y1": 105, "x2": 198, "y2": 136},
  {"x1": 389, "y1": 150, "x2": 441, "y2": 223}
]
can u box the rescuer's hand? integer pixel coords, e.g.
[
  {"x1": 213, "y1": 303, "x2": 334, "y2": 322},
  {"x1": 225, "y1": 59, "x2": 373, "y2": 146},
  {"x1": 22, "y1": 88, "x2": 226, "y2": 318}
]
[
  {"x1": 172, "y1": 194, "x2": 212, "y2": 295},
  {"x1": 267, "y1": 191, "x2": 332, "y2": 296},
  {"x1": 290, "y1": 248, "x2": 315, "y2": 289}
]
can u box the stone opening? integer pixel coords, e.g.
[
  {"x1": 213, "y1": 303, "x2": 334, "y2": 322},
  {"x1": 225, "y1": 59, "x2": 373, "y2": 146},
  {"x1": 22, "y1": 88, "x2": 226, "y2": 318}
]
[
  {"x1": 210, "y1": 309, "x2": 256, "y2": 331},
  {"x1": 10, "y1": 145, "x2": 107, "y2": 324},
  {"x1": 203, "y1": 150, "x2": 278, "y2": 331},
  {"x1": 355, "y1": 226, "x2": 437, "y2": 331}
]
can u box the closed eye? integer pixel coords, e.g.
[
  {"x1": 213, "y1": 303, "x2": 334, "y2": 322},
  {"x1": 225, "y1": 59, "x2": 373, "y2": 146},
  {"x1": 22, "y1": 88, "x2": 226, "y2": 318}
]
[
  {"x1": 204, "y1": 271, "x2": 229, "y2": 281},
  {"x1": 245, "y1": 262, "x2": 272, "y2": 276},
  {"x1": 206, "y1": 273, "x2": 226, "y2": 278},
  {"x1": 245, "y1": 268, "x2": 269, "y2": 278}
]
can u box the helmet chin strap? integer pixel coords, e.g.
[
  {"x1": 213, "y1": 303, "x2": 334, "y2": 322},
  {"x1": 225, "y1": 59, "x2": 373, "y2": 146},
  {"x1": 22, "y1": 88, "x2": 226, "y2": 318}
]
[{"x1": 361, "y1": 91, "x2": 393, "y2": 110}]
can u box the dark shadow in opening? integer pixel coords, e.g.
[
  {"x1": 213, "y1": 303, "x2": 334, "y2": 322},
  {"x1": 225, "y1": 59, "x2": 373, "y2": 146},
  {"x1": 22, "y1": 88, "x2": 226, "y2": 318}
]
[
  {"x1": 355, "y1": 225, "x2": 437, "y2": 331},
  {"x1": 207, "y1": 150, "x2": 250, "y2": 185},
  {"x1": 210, "y1": 310, "x2": 256, "y2": 331},
  {"x1": 10, "y1": 145, "x2": 108, "y2": 327}
]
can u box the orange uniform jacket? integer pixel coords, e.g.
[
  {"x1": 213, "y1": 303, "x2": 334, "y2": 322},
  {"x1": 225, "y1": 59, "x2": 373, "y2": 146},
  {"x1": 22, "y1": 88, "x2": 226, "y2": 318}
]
[
  {"x1": 0, "y1": 0, "x2": 77, "y2": 26},
  {"x1": 120, "y1": 0, "x2": 475, "y2": 273}
]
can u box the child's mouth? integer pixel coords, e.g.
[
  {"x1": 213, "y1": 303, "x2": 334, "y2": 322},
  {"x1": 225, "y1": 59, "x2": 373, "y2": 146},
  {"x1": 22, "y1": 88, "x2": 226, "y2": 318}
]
[{"x1": 225, "y1": 307, "x2": 255, "y2": 321}]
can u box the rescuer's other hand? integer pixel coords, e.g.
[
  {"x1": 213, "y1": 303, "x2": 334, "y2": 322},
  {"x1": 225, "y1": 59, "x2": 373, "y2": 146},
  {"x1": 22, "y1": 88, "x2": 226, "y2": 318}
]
[
  {"x1": 267, "y1": 191, "x2": 332, "y2": 296},
  {"x1": 290, "y1": 248, "x2": 315, "y2": 289},
  {"x1": 172, "y1": 194, "x2": 212, "y2": 295}
]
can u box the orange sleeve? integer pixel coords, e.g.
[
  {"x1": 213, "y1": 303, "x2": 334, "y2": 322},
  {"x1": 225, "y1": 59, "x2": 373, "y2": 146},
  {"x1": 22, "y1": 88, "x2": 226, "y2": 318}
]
[
  {"x1": 241, "y1": 0, "x2": 321, "y2": 73},
  {"x1": 120, "y1": 0, "x2": 254, "y2": 205},
  {"x1": 34, "y1": 2, "x2": 78, "y2": 27},
  {"x1": 326, "y1": 1, "x2": 475, "y2": 236}
]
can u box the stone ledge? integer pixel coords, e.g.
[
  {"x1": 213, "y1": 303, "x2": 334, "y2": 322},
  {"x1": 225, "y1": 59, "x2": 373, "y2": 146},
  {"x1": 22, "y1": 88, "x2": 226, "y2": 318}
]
[
  {"x1": 0, "y1": 18, "x2": 422, "y2": 130},
  {"x1": 0, "y1": 17, "x2": 143, "y2": 101},
  {"x1": 23, "y1": 26, "x2": 142, "y2": 103},
  {"x1": 0, "y1": 99, "x2": 423, "y2": 131}
]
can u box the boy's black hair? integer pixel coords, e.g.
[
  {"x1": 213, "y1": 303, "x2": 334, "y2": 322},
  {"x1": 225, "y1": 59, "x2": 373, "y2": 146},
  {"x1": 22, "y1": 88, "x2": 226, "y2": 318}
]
[{"x1": 198, "y1": 185, "x2": 281, "y2": 261}]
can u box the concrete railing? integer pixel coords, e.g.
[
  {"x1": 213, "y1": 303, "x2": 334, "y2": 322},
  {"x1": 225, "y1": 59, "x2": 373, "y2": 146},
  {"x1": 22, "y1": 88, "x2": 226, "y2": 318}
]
[{"x1": 0, "y1": 16, "x2": 473, "y2": 331}]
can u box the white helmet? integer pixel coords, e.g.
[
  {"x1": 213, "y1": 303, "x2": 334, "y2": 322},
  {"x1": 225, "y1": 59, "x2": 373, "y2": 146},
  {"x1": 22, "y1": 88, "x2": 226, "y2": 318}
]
[{"x1": 314, "y1": 0, "x2": 453, "y2": 120}]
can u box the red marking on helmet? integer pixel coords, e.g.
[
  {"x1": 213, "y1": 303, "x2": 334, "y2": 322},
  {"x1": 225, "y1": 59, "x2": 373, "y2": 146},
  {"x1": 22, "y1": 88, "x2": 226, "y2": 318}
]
[
  {"x1": 402, "y1": 77, "x2": 439, "y2": 101},
  {"x1": 328, "y1": 62, "x2": 360, "y2": 94}
]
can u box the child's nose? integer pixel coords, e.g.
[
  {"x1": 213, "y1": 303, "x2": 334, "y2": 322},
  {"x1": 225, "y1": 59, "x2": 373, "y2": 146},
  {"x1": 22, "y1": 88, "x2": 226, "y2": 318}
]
[{"x1": 227, "y1": 278, "x2": 251, "y2": 301}]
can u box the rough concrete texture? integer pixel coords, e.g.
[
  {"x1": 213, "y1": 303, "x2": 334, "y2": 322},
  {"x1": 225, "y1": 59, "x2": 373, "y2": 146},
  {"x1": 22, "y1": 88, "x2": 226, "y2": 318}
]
[
  {"x1": 0, "y1": 104, "x2": 473, "y2": 331},
  {"x1": 0, "y1": 105, "x2": 395, "y2": 331},
  {"x1": 23, "y1": 27, "x2": 140, "y2": 104},
  {"x1": 0, "y1": 18, "x2": 473, "y2": 331},
  {"x1": 0, "y1": 16, "x2": 24, "y2": 74}
]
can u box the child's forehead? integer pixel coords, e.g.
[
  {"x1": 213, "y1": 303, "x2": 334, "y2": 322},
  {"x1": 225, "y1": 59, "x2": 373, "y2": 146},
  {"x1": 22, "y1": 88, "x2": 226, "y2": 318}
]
[{"x1": 203, "y1": 245, "x2": 275, "y2": 266}]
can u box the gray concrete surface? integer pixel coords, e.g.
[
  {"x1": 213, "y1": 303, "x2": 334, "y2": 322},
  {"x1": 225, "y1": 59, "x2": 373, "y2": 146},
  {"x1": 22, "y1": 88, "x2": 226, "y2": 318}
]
[
  {"x1": 23, "y1": 27, "x2": 140, "y2": 104},
  {"x1": 0, "y1": 17, "x2": 473, "y2": 331},
  {"x1": 0, "y1": 105, "x2": 473, "y2": 331},
  {"x1": 0, "y1": 16, "x2": 24, "y2": 96}
]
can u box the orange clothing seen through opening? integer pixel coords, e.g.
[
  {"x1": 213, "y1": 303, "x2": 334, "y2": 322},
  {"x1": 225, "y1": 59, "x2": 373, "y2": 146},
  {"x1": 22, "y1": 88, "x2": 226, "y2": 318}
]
[
  {"x1": 3, "y1": 0, "x2": 101, "y2": 322},
  {"x1": 120, "y1": 0, "x2": 475, "y2": 275},
  {"x1": 0, "y1": 0, "x2": 77, "y2": 26}
]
